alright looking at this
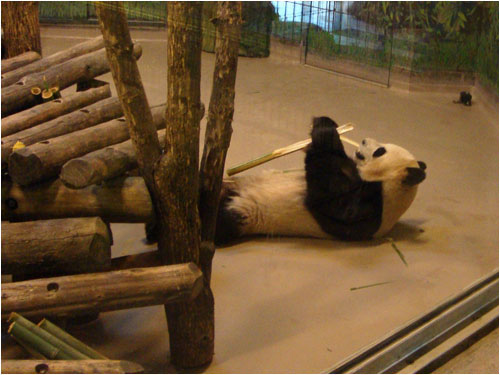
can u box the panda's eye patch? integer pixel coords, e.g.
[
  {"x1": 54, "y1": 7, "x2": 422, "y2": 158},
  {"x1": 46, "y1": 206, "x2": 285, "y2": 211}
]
[{"x1": 373, "y1": 147, "x2": 386, "y2": 157}]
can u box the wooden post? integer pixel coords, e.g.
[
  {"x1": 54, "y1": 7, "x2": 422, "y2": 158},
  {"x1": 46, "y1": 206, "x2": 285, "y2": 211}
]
[
  {"x1": 95, "y1": 1, "x2": 213, "y2": 368},
  {"x1": 1, "y1": 263, "x2": 203, "y2": 319},
  {"x1": 199, "y1": 2, "x2": 242, "y2": 281},
  {"x1": 2, "y1": 217, "x2": 111, "y2": 278},
  {"x1": 1, "y1": 2, "x2": 41, "y2": 59},
  {"x1": 2, "y1": 177, "x2": 154, "y2": 223},
  {"x1": 1, "y1": 360, "x2": 144, "y2": 374},
  {"x1": 2, "y1": 97, "x2": 123, "y2": 170},
  {"x1": 1, "y1": 85, "x2": 111, "y2": 137},
  {"x1": 9, "y1": 105, "x2": 167, "y2": 186},
  {"x1": 1, "y1": 45, "x2": 142, "y2": 117},
  {"x1": 1, "y1": 51, "x2": 41, "y2": 74},
  {"x1": 2, "y1": 37, "x2": 105, "y2": 88}
]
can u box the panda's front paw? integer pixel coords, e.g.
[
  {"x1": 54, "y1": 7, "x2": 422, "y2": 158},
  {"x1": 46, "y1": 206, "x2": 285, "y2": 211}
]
[{"x1": 310, "y1": 116, "x2": 343, "y2": 152}]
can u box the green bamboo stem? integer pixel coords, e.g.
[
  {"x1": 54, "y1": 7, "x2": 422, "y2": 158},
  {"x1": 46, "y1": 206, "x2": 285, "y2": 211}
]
[
  {"x1": 8, "y1": 322, "x2": 70, "y2": 359},
  {"x1": 8, "y1": 313, "x2": 91, "y2": 360},
  {"x1": 11, "y1": 337, "x2": 47, "y2": 359},
  {"x1": 38, "y1": 319, "x2": 108, "y2": 360},
  {"x1": 226, "y1": 123, "x2": 357, "y2": 176}
]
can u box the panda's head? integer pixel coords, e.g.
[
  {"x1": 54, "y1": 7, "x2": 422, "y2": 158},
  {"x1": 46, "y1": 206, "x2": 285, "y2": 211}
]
[{"x1": 354, "y1": 138, "x2": 426, "y2": 186}]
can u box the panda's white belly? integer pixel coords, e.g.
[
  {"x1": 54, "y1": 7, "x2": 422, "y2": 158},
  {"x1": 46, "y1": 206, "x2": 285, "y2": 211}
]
[{"x1": 226, "y1": 170, "x2": 330, "y2": 239}]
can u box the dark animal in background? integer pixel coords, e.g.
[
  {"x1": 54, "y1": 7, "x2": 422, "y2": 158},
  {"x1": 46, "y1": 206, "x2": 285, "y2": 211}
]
[{"x1": 453, "y1": 91, "x2": 472, "y2": 106}]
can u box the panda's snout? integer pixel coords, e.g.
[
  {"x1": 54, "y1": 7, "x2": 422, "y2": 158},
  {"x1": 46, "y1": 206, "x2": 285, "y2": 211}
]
[
  {"x1": 362, "y1": 139, "x2": 366, "y2": 146},
  {"x1": 355, "y1": 151, "x2": 365, "y2": 160}
]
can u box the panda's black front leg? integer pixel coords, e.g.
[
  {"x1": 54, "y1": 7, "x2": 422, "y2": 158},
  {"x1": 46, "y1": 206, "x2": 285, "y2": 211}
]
[{"x1": 309, "y1": 116, "x2": 347, "y2": 156}]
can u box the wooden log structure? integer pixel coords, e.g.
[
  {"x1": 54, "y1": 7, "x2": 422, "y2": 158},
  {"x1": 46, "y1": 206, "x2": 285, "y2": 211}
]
[
  {"x1": 59, "y1": 103, "x2": 204, "y2": 189},
  {"x1": 2, "y1": 36, "x2": 105, "y2": 88},
  {"x1": 61, "y1": 128, "x2": 167, "y2": 189},
  {"x1": 1, "y1": 85, "x2": 111, "y2": 137},
  {"x1": 2, "y1": 217, "x2": 111, "y2": 277},
  {"x1": 1, "y1": 360, "x2": 145, "y2": 374},
  {"x1": 1, "y1": 263, "x2": 204, "y2": 319},
  {"x1": 2, "y1": 177, "x2": 153, "y2": 223},
  {"x1": 1, "y1": 44, "x2": 142, "y2": 117},
  {"x1": 9, "y1": 105, "x2": 167, "y2": 186},
  {"x1": 1, "y1": 97, "x2": 123, "y2": 168},
  {"x1": 1, "y1": 51, "x2": 41, "y2": 74}
]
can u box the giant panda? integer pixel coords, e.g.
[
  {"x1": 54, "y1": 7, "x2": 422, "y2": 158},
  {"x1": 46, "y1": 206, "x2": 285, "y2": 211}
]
[{"x1": 215, "y1": 116, "x2": 426, "y2": 245}]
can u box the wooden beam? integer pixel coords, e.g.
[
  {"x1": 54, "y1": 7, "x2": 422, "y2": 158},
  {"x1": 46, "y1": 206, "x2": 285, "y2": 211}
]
[
  {"x1": 2, "y1": 177, "x2": 153, "y2": 223},
  {"x1": 1, "y1": 51, "x2": 41, "y2": 74},
  {"x1": 1, "y1": 45, "x2": 141, "y2": 117},
  {"x1": 2, "y1": 217, "x2": 111, "y2": 277},
  {"x1": 326, "y1": 270, "x2": 499, "y2": 374},
  {"x1": 1, "y1": 263, "x2": 204, "y2": 319},
  {"x1": 9, "y1": 105, "x2": 167, "y2": 186},
  {"x1": 2, "y1": 36, "x2": 104, "y2": 88},
  {"x1": 1, "y1": 360, "x2": 144, "y2": 374},
  {"x1": 1, "y1": 97, "x2": 123, "y2": 169},
  {"x1": 1, "y1": 85, "x2": 111, "y2": 137}
]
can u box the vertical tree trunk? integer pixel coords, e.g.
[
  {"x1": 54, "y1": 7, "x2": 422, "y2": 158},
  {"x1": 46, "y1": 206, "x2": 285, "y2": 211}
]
[
  {"x1": 199, "y1": 2, "x2": 242, "y2": 281},
  {"x1": 1, "y1": 2, "x2": 41, "y2": 59},
  {"x1": 95, "y1": 1, "x2": 214, "y2": 369},
  {"x1": 159, "y1": 2, "x2": 215, "y2": 368}
]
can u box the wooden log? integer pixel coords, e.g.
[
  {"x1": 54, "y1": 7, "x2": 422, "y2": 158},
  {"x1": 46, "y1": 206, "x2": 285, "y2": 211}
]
[
  {"x1": 199, "y1": 2, "x2": 242, "y2": 282},
  {"x1": 2, "y1": 36, "x2": 105, "y2": 88},
  {"x1": 60, "y1": 103, "x2": 204, "y2": 189},
  {"x1": 9, "y1": 105, "x2": 167, "y2": 186},
  {"x1": 2, "y1": 177, "x2": 153, "y2": 223},
  {"x1": 1, "y1": 263, "x2": 204, "y2": 319},
  {"x1": 1, "y1": 51, "x2": 41, "y2": 74},
  {"x1": 2, "y1": 97, "x2": 123, "y2": 169},
  {"x1": 2, "y1": 217, "x2": 111, "y2": 277},
  {"x1": 1, "y1": 360, "x2": 145, "y2": 374},
  {"x1": 1, "y1": 45, "x2": 142, "y2": 117},
  {"x1": 60, "y1": 129, "x2": 166, "y2": 189},
  {"x1": 1, "y1": 85, "x2": 111, "y2": 137}
]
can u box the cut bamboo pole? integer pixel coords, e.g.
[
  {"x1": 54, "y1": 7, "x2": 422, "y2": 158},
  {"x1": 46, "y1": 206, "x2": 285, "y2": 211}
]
[
  {"x1": 1, "y1": 51, "x2": 41, "y2": 74},
  {"x1": 1, "y1": 85, "x2": 111, "y2": 137},
  {"x1": 1, "y1": 360, "x2": 144, "y2": 374},
  {"x1": 1, "y1": 263, "x2": 204, "y2": 319},
  {"x1": 2, "y1": 37, "x2": 104, "y2": 87},
  {"x1": 37, "y1": 319, "x2": 107, "y2": 360},
  {"x1": 2, "y1": 177, "x2": 154, "y2": 223},
  {"x1": 8, "y1": 323, "x2": 69, "y2": 359},
  {"x1": 226, "y1": 123, "x2": 358, "y2": 176},
  {"x1": 1, "y1": 44, "x2": 141, "y2": 117},
  {"x1": 1, "y1": 97, "x2": 123, "y2": 169},
  {"x1": 2, "y1": 218, "x2": 111, "y2": 277},
  {"x1": 9, "y1": 105, "x2": 167, "y2": 186},
  {"x1": 8, "y1": 313, "x2": 91, "y2": 360}
]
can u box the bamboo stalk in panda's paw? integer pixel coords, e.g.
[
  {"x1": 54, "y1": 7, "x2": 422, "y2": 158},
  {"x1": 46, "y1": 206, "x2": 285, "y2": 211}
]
[{"x1": 226, "y1": 123, "x2": 359, "y2": 176}]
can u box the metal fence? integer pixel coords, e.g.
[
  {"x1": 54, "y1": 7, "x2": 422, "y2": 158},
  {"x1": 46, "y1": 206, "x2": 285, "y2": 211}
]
[{"x1": 271, "y1": 1, "x2": 394, "y2": 86}]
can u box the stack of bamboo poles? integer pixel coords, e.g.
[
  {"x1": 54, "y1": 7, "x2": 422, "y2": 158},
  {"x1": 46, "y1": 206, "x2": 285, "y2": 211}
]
[
  {"x1": 3, "y1": 313, "x2": 144, "y2": 373},
  {"x1": 1, "y1": 37, "x2": 208, "y2": 366}
]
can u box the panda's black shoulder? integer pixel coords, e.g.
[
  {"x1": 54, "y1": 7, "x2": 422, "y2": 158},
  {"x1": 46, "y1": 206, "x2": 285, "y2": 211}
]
[{"x1": 304, "y1": 116, "x2": 383, "y2": 240}]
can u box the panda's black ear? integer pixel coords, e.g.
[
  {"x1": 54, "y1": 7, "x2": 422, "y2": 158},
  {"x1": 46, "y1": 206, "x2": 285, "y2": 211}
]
[
  {"x1": 403, "y1": 167, "x2": 426, "y2": 186},
  {"x1": 418, "y1": 161, "x2": 427, "y2": 170}
]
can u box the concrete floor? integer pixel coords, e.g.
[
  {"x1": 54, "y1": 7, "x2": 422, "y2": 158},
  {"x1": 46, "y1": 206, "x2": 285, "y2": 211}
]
[{"x1": 3, "y1": 26, "x2": 499, "y2": 373}]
